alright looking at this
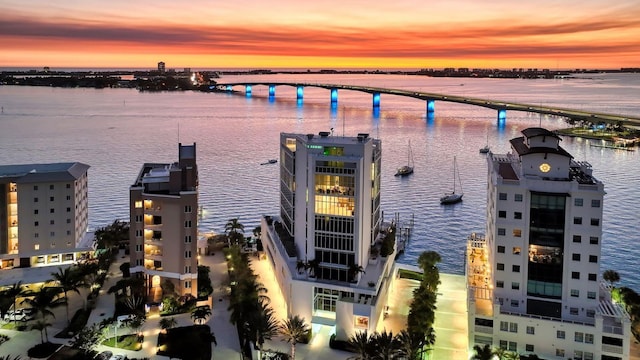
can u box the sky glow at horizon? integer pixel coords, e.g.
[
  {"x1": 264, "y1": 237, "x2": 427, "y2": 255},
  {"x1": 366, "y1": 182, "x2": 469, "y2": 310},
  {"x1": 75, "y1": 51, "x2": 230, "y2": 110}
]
[{"x1": 1, "y1": 0, "x2": 639, "y2": 69}]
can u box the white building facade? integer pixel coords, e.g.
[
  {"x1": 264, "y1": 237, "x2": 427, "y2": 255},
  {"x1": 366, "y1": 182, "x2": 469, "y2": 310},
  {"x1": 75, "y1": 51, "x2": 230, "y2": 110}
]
[
  {"x1": 261, "y1": 131, "x2": 395, "y2": 340},
  {"x1": 467, "y1": 128, "x2": 630, "y2": 359}
]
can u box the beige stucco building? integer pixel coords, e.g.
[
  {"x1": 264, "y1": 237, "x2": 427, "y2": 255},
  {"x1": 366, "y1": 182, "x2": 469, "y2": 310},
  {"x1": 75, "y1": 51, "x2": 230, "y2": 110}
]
[
  {"x1": 0, "y1": 162, "x2": 92, "y2": 270},
  {"x1": 129, "y1": 143, "x2": 199, "y2": 299}
]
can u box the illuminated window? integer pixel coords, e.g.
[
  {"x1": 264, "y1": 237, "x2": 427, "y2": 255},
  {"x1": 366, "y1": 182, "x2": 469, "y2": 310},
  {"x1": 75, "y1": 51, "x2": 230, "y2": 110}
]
[
  {"x1": 135, "y1": 201, "x2": 143, "y2": 208},
  {"x1": 34, "y1": 244, "x2": 40, "y2": 250},
  {"x1": 513, "y1": 229, "x2": 522, "y2": 237}
]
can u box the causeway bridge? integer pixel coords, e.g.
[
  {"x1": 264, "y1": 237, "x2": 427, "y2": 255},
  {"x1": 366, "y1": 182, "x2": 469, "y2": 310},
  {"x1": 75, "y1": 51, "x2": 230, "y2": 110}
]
[{"x1": 216, "y1": 82, "x2": 640, "y2": 127}]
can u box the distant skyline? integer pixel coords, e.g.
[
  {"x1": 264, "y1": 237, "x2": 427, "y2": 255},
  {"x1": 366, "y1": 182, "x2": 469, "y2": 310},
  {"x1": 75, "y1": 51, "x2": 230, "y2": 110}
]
[{"x1": 1, "y1": 0, "x2": 639, "y2": 70}]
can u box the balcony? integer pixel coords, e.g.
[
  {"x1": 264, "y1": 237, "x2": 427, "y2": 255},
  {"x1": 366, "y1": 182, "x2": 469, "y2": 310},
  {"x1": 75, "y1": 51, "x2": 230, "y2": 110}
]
[{"x1": 144, "y1": 238, "x2": 163, "y2": 246}]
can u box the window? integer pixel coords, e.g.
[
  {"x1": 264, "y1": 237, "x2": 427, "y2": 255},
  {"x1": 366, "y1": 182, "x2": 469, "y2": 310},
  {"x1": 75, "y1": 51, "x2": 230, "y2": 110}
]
[
  {"x1": 34, "y1": 221, "x2": 39, "y2": 226},
  {"x1": 591, "y1": 199, "x2": 601, "y2": 208},
  {"x1": 499, "y1": 340, "x2": 507, "y2": 349},
  {"x1": 573, "y1": 217, "x2": 582, "y2": 225},
  {"x1": 512, "y1": 247, "x2": 521, "y2": 255},
  {"x1": 498, "y1": 210, "x2": 506, "y2": 218},
  {"x1": 135, "y1": 229, "x2": 143, "y2": 237},
  {"x1": 589, "y1": 236, "x2": 599, "y2": 244},
  {"x1": 135, "y1": 201, "x2": 143, "y2": 208},
  {"x1": 585, "y1": 333, "x2": 594, "y2": 344},
  {"x1": 50, "y1": 208, "x2": 54, "y2": 213},
  {"x1": 525, "y1": 344, "x2": 534, "y2": 352},
  {"x1": 185, "y1": 281, "x2": 191, "y2": 289},
  {"x1": 588, "y1": 273, "x2": 597, "y2": 281},
  {"x1": 557, "y1": 330, "x2": 565, "y2": 339},
  {"x1": 496, "y1": 281, "x2": 504, "y2": 288},
  {"x1": 590, "y1": 218, "x2": 599, "y2": 226},
  {"x1": 513, "y1": 229, "x2": 521, "y2": 237},
  {"x1": 66, "y1": 230, "x2": 71, "y2": 236},
  {"x1": 572, "y1": 253, "x2": 581, "y2": 261},
  {"x1": 185, "y1": 250, "x2": 192, "y2": 258},
  {"x1": 185, "y1": 266, "x2": 191, "y2": 273},
  {"x1": 49, "y1": 196, "x2": 54, "y2": 201},
  {"x1": 498, "y1": 228, "x2": 506, "y2": 236},
  {"x1": 589, "y1": 255, "x2": 597, "y2": 263},
  {"x1": 66, "y1": 195, "x2": 71, "y2": 200},
  {"x1": 509, "y1": 323, "x2": 518, "y2": 333},
  {"x1": 66, "y1": 207, "x2": 71, "y2": 212},
  {"x1": 574, "y1": 332, "x2": 584, "y2": 342},
  {"x1": 497, "y1": 263, "x2": 504, "y2": 271},
  {"x1": 136, "y1": 259, "x2": 143, "y2": 266},
  {"x1": 511, "y1": 282, "x2": 520, "y2": 290},
  {"x1": 587, "y1": 291, "x2": 596, "y2": 299},
  {"x1": 497, "y1": 246, "x2": 505, "y2": 253},
  {"x1": 34, "y1": 209, "x2": 39, "y2": 215},
  {"x1": 572, "y1": 271, "x2": 580, "y2": 279},
  {"x1": 50, "y1": 220, "x2": 55, "y2": 225},
  {"x1": 34, "y1": 244, "x2": 40, "y2": 250},
  {"x1": 34, "y1": 197, "x2": 39, "y2": 203},
  {"x1": 34, "y1": 233, "x2": 39, "y2": 238},
  {"x1": 584, "y1": 352, "x2": 594, "y2": 360},
  {"x1": 66, "y1": 184, "x2": 71, "y2": 189},
  {"x1": 50, "y1": 231, "x2": 55, "y2": 237},
  {"x1": 586, "y1": 309, "x2": 595, "y2": 318},
  {"x1": 184, "y1": 205, "x2": 192, "y2": 213},
  {"x1": 499, "y1": 193, "x2": 507, "y2": 200},
  {"x1": 34, "y1": 185, "x2": 38, "y2": 190},
  {"x1": 510, "y1": 300, "x2": 519, "y2": 307},
  {"x1": 512, "y1": 265, "x2": 520, "y2": 272},
  {"x1": 574, "y1": 198, "x2": 583, "y2": 206},
  {"x1": 570, "y1": 307, "x2": 579, "y2": 315},
  {"x1": 185, "y1": 235, "x2": 192, "y2": 243},
  {"x1": 556, "y1": 349, "x2": 565, "y2": 357},
  {"x1": 526, "y1": 326, "x2": 535, "y2": 335},
  {"x1": 508, "y1": 342, "x2": 516, "y2": 351},
  {"x1": 574, "y1": 350, "x2": 583, "y2": 359},
  {"x1": 500, "y1": 321, "x2": 509, "y2": 331},
  {"x1": 514, "y1": 194, "x2": 523, "y2": 202},
  {"x1": 514, "y1": 212, "x2": 522, "y2": 219},
  {"x1": 571, "y1": 289, "x2": 579, "y2": 297},
  {"x1": 573, "y1": 235, "x2": 582, "y2": 243},
  {"x1": 49, "y1": 184, "x2": 54, "y2": 190},
  {"x1": 184, "y1": 220, "x2": 192, "y2": 228}
]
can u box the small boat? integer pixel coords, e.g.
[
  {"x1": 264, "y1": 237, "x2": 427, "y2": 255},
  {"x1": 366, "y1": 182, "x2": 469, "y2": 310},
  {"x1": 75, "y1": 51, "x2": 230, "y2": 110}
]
[
  {"x1": 479, "y1": 135, "x2": 490, "y2": 153},
  {"x1": 395, "y1": 140, "x2": 414, "y2": 177},
  {"x1": 260, "y1": 159, "x2": 278, "y2": 165},
  {"x1": 440, "y1": 156, "x2": 463, "y2": 204}
]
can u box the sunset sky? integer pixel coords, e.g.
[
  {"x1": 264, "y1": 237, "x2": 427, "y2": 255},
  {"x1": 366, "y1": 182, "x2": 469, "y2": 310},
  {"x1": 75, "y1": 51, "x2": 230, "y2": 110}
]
[{"x1": 1, "y1": 0, "x2": 639, "y2": 70}]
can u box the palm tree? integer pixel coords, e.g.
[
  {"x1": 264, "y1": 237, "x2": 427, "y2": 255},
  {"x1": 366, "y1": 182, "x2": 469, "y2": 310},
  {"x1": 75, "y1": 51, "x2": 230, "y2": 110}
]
[
  {"x1": 253, "y1": 302, "x2": 279, "y2": 356},
  {"x1": 224, "y1": 218, "x2": 245, "y2": 246},
  {"x1": 21, "y1": 286, "x2": 65, "y2": 342},
  {"x1": 348, "y1": 264, "x2": 365, "y2": 283},
  {"x1": 278, "y1": 315, "x2": 310, "y2": 360},
  {"x1": 30, "y1": 319, "x2": 52, "y2": 344},
  {"x1": 395, "y1": 330, "x2": 425, "y2": 360},
  {"x1": 370, "y1": 330, "x2": 398, "y2": 360},
  {"x1": 1, "y1": 282, "x2": 25, "y2": 325},
  {"x1": 191, "y1": 305, "x2": 212, "y2": 325},
  {"x1": 472, "y1": 344, "x2": 495, "y2": 360},
  {"x1": 603, "y1": 270, "x2": 621, "y2": 287},
  {"x1": 0, "y1": 356, "x2": 23, "y2": 360},
  {"x1": 49, "y1": 266, "x2": 87, "y2": 324},
  {"x1": 504, "y1": 351, "x2": 521, "y2": 360},
  {"x1": 159, "y1": 317, "x2": 177, "y2": 333},
  {"x1": 347, "y1": 330, "x2": 372, "y2": 360}
]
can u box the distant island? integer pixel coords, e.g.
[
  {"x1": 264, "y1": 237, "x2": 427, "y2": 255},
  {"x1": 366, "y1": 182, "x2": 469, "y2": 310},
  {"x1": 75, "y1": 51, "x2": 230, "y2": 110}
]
[{"x1": 2, "y1": 67, "x2": 640, "y2": 92}]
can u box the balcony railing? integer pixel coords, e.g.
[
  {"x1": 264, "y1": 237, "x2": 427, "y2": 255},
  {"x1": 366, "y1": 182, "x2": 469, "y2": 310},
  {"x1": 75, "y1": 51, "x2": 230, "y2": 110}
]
[{"x1": 602, "y1": 344, "x2": 623, "y2": 354}]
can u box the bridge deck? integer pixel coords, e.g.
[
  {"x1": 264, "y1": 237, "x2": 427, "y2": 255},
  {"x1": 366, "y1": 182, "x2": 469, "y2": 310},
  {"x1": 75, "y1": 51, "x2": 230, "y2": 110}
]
[{"x1": 217, "y1": 82, "x2": 640, "y2": 127}]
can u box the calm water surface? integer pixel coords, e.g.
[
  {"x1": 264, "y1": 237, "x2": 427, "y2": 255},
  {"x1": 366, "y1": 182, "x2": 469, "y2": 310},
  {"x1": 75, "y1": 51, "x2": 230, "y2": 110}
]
[{"x1": 1, "y1": 73, "x2": 638, "y2": 288}]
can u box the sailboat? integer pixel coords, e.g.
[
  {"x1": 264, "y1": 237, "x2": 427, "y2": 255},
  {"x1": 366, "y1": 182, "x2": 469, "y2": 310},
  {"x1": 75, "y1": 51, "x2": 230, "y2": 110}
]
[
  {"x1": 479, "y1": 134, "x2": 490, "y2": 153},
  {"x1": 395, "y1": 140, "x2": 414, "y2": 177},
  {"x1": 440, "y1": 156, "x2": 463, "y2": 204}
]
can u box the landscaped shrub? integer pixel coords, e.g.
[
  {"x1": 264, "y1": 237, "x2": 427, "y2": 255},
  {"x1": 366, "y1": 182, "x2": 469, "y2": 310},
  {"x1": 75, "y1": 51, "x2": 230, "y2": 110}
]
[{"x1": 328, "y1": 333, "x2": 354, "y2": 352}]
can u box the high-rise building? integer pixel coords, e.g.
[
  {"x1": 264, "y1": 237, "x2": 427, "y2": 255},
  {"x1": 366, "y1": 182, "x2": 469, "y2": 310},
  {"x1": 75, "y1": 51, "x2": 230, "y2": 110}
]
[
  {"x1": 0, "y1": 162, "x2": 92, "y2": 269},
  {"x1": 261, "y1": 131, "x2": 396, "y2": 340},
  {"x1": 129, "y1": 143, "x2": 199, "y2": 299},
  {"x1": 157, "y1": 61, "x2": 166, "y2": 73},
  {"x1": 467, "y1": 128, "x2": 630, "y2": 359}
]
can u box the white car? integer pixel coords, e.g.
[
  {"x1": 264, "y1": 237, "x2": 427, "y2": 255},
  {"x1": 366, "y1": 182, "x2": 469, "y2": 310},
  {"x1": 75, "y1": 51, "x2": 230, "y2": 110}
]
[
  {"x1": 3, "y1": 309, "x2": 34, "y2": 322},
  {"x1": 109, "y1": 355, "x2": 127, "y2": 360}
]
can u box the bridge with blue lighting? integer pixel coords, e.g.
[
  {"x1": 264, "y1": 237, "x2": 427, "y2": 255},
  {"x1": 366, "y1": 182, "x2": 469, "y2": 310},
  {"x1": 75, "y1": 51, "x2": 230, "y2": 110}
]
[{"x1": 216, "y1": 82, "x2": 640, "y2": 127}]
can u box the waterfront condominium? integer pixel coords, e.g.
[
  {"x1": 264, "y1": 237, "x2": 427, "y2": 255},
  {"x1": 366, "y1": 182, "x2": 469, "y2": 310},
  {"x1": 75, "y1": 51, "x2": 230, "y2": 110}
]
[
  {"x1": 129, "y1": 143, "x2": 199, "y2": 300},
  {"x1": 261, "y1": 131, "x2": 396, "y2": 341},
  {"x1": 0, "y1": 162, "x2": 92, "y2": 270},
  {"x1": 467, "y1": 128, "x2": 630, "y2": 359}
]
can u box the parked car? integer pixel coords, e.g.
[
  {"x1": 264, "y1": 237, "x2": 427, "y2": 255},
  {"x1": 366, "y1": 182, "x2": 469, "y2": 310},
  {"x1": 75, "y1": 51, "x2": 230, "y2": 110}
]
[
  {"x1": 109, "y1": 355, "x2": 127, "y2": 360},
  {"x1": 95, "y1": 350, "x2": 113, "y2": 360},
  {"x1": 3, "y1": 309, "x2": 34, "y2": 322}
]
